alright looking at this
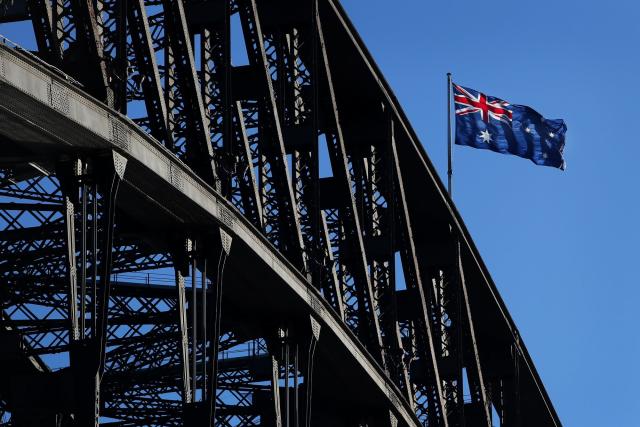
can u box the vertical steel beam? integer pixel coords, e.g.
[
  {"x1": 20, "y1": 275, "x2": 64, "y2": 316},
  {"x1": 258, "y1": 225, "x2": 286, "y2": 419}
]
[
  {"x1": 191, "y1": 242, "x2": 198, "y2": 402},
  {"x1": 27, "y1": 0, "x2": 63, "y2": 65},
  {"x1": 80, "y1": 161, "x2": 88, "y2": 339},
  {"x1": 237, "y1": 0, "x2": 307, "y2": 271},
  {"x1": 206, "y1": 229, "x2": 232, "y2": 426},
  {"x1": 91, "y1": 181, "x2": 98, "y2": 333},
  {"x1": 176, "y1": 255, "x2": 193, "y2": 405},
  {"x1": 200, "y1": 1, "x2": 232, "y2": 196},
  {"x1": 197, "y1": 4, "x2": 264, "y2": 228},
  {"x1": 305, "y1": 316, "x2": 321, "y2": 427},
  {"x1": 115, "y1": 0, "x2": 128, "y2": 113},
  {"x1": 161, "y1": 0, "x2": 218, "y2": 186},
  {"x1": 96, "y1": 153, "x2": 126, "y2": 376},
  {"x1": 127, "y1": 0, "x2": 172, "y2": 145},
  {"x1": 69, "y1": 0, "x2": 112, "y2": 104},
  {"x1": 284, "y1": 24, "x2": 319, "y2": 284},
  {"x1": 234, "y1": 102, "x2": 264, "y2": 228},
  {"x1": 91, "y1": 153, "x2": 127, "y2": 426},
  {"x1": 315, "y1": 4, "x2": 384, "y2": 359},
  {"x1": 63, "y1": 178, "x2": 80, "y2": 343},
  {"x1": 94, "y1": 0, "x2": 129, "y2": 113},
  {"x1": 390, "y1": 131, "x2": 449, "y2": 427},
  {"x1": 319, "y1": 211, "x2": 345, "y2": 319},
  {"x1": 57, "y1": 158, "x2": 97, "y2": 425},
  {"x1": 510, "y1": 343, "x2": 521, "y2": 427},
  {"x1": 360, "y1": 114, "x2": 412, "y2": 401},
  {"x1": 271, "y1": 354, "x2": 283, "y2": 427},
  {"x1": 458, "y1": 244, "x2": 492, "y2": 426},
  {"x1": 294, "y1": 342, "x2": 300, "y2": 427},
  {"x1": 52, "y1": 0, "x2": 66, "y2": 49},
  {"x1": 309, "y1": 0, "x2": 323, "y2": 293},
  {"x1": 201, "y1": 256, "x2": 207, "y2": 400},
  {"x1": 494, "y1": 338, "x2": 522, "y2": 427}
]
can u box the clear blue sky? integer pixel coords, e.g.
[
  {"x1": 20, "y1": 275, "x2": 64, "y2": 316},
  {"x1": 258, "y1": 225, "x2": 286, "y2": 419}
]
[
  {"x1": 1, "y1": 2, "x2": 637, "y2": 425},
  {"x1": 339, "y1": 0, "x2": 639, "y2": 425}
]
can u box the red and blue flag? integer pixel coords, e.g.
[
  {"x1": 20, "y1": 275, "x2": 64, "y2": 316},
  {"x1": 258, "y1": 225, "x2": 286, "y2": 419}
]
[{"x1": 454, "y1": 83, "x2": 567, "y2": 170}]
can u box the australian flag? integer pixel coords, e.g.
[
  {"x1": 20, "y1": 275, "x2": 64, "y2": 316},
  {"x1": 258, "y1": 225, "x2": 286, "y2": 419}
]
[{"x1": 454, "y1": 83, "x2": 567, "y2": 170}]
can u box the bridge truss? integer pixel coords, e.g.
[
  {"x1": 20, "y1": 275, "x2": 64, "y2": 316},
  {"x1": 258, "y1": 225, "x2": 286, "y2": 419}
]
[{"x1": 0, "y1": 1, "x2": 560, "y2": 426}]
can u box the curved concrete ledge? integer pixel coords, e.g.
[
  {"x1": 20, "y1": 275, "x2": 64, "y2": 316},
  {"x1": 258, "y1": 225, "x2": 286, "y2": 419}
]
[{"x1": 0, "y1": 43, "x2": 420, "y2": 426}]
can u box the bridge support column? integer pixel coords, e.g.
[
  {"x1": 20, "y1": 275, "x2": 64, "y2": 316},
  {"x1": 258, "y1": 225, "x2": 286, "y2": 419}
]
[
  {"x1": 263, "y1": 316, "x2": 320, "y2": 427},
  {"x1": 68, "y1": 152, "x2": 126, "y2": 426},
  {"x1": 173, "y1": 238, "x2": 194, "y2": 407},
  {"x1": 171, "y1": 236, "x2": 198, "y2": 426},
  {"x1": 304, "y1": 316, "x2": 321, "y2": 427},
  {"x1": 205, "y1": 229, "x2": 233, "y2": 426},
  {"x1": 271, "y1": 351, "x2": 284, "y2": 427},
  {"x1": 9, "y1": 152, "x2": 126, "y2": 426},
  {"x1": 177, "y1": 229, "x2": 233, "y2": 426},
  {"x1": 58, "y1": 160, "x2": 82, "y2": 348}
]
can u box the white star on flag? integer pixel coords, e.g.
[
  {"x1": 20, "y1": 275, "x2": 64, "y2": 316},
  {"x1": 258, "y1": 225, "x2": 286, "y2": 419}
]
[{"x1": 479, "y1": 130, "x2": 493, "y2": 144}]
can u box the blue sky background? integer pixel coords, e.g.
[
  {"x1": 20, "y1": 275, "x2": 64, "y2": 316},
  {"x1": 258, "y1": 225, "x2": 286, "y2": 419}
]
[
  {"x1": 339, "y1": 0, "x2": 639, "y2": 425},
  {"x1": 0, "y1": 1, "x2": 637, "y2": 425}
]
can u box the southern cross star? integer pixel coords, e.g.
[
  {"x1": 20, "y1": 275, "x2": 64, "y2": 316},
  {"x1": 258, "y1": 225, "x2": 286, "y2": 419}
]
[{"x1": 479, "y1": 129, "x2": 493, "y2": 144}]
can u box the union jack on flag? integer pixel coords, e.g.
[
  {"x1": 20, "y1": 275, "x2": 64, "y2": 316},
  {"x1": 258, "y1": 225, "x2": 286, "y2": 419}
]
[
  {"x1": 454, "y1": 83, "x2": 513, "y2": 125},
  {"x1": 453, "y1": 82, "x2": 567, "y2": 170}
]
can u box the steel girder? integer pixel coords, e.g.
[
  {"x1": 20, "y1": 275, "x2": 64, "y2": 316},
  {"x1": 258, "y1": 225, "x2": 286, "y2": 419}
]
[{"x1": 0, "y1": 1, "x2": 560, "y2": 426}]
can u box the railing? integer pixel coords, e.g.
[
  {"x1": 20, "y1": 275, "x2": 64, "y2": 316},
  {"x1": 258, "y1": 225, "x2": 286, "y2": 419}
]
[{"x1": 111, "y1": 271, "x2": 175, "y2": 286}]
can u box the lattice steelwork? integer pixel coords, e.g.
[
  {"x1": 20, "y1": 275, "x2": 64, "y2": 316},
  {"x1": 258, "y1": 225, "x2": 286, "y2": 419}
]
[{"x1": 0, "y1": 1, "x2": 560, "y2": 426}]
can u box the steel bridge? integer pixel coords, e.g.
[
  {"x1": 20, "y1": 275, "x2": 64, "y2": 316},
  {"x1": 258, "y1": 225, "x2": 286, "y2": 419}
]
[{"x1": 0, "y1": 1, "x2": 560, "y2": 426}]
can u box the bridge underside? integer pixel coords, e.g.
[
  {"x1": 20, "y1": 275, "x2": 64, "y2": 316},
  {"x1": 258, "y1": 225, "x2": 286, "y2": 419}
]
[{"x1": 0, "y1": 1, "x2": 559, "y2": 426}]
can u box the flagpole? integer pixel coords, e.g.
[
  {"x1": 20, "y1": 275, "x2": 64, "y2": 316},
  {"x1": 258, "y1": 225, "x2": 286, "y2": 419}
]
[{"x1": 447, "y1": 72, "x2": 453, "y2": 197}]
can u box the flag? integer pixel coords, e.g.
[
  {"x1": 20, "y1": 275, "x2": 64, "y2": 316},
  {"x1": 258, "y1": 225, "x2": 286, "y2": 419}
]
[{"x1": 454, "y1": 83, "x2": 567, "y2": 170}]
